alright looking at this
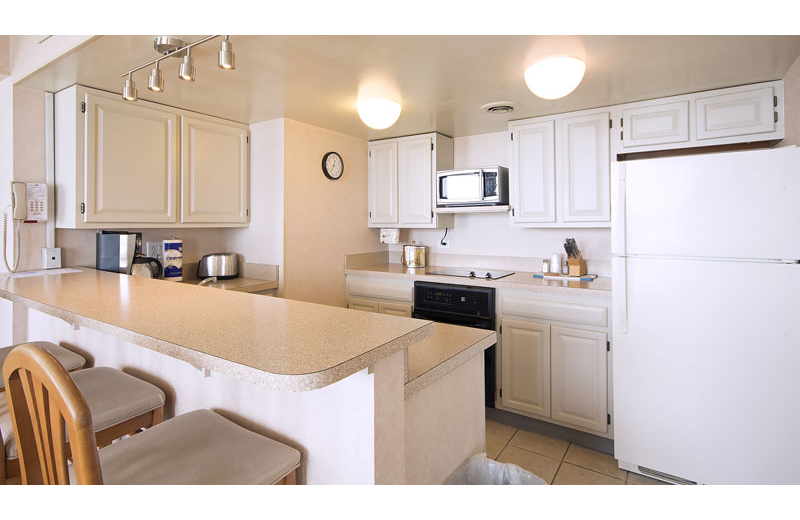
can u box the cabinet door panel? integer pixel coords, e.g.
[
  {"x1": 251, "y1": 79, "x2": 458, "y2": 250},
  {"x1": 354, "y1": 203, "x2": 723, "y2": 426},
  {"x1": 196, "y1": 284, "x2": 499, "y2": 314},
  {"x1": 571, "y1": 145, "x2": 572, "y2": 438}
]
[
  {"x1": 623, "y1": 101, "x2": 689, "y2": 148},
  {"x1": 347, "y1": 298, "x2": 380, "y2": 313},
  {"x1": 368, "y1": 141, "x2": 398, "y2": 225},
  {"x1": 181, "y1": 116, "x2": 249, "y2": 224},
  {"x1": 500, "y1": 319, "x2": 550, "y2": 417},
  {"x1": 378, "y1": 301, "x2": 413, "y2": 317},
  {"x1": 84, "y1": 94, "x2": 178, "y2": 223},
  {"x1": 511, "y1": 121, "x2": 556, "y2": 223},
  {"x1": 551, "y1": 326, "x2": 607, "y2": 433},
  {"x1": 696, "y1": 86, "x2": 775, "y2": 140},
  {"x1": 561, "y1": 113, "x2": 610, "y2": 222},
  {"x1": 398, "y1": 136, "x2": 433, "y2": 225}
]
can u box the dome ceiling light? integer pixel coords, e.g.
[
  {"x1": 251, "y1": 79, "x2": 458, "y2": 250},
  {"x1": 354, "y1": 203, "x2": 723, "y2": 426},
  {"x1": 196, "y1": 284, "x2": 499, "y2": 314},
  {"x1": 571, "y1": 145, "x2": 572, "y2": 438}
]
[
  {"x1": 357, "y1": 98, "x2": 402, "y2": 130},
  {"x1": 523, "y1": 56, "x2": 586, "y2": 100},
  {"x1": 120, "y1": 35, "x2": 236, "y2": 101}
]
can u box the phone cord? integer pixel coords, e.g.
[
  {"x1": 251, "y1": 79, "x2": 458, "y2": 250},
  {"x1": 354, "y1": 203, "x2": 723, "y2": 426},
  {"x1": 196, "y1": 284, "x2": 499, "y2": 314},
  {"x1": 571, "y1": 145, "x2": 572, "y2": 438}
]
[{"x1": 3, "y1": 208, "x2": 20, "y2": 273}]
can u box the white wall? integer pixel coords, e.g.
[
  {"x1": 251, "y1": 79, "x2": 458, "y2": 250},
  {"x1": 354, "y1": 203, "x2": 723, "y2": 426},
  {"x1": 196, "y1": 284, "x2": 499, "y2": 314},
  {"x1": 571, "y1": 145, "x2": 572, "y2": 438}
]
[
  {"x1": 391, "y1": 131, "x2": 611, "y2": 262},
  {"x1": 225, "y1": 118, "x2": 285, "y2": 292}
]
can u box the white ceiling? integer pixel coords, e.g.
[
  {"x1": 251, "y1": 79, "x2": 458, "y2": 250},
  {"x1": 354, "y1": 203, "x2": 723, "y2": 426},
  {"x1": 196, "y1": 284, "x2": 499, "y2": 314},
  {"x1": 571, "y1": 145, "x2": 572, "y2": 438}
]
[{"x1": 18, "y1": 35, "x2": 800, "y2": 139}]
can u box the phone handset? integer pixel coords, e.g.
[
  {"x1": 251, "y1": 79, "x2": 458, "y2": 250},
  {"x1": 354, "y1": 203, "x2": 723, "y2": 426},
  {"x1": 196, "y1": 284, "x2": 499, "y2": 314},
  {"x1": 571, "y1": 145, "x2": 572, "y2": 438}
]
[{"x1": 4, "y1": 182, "x2": 25, "y2": 273}]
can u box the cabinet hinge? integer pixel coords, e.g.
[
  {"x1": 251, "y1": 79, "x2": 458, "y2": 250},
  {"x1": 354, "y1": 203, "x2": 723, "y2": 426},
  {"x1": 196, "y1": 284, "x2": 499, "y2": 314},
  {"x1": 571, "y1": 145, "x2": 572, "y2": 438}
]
[
  {"x1": 510, "y1": 132, "x2": 514, "y2": 141},
  {"x1": 431, "y1": 143, "x2": 434, "y2": 151},
  {"x1": 499, "y1": 325, "x2": 502, "y2": 334},
  {"x1": 80, "y1": 102, "x2": 85, "y2": 114},
  {"x1": 368, "y1": 150, "x2": 371, "y2": 157},
  {"x1": 246, "y1": 136, "x2": 249, "y2": 144},
  {"x1": 607, "y1": 340, "x2": 611, "y2": 352},
  {"x1": 607, "y1": 414, "x2": 611, "y2": 425},
  {"x1": 431, "y1": 210, "x2": 434, "y2": 218},
  {"x1": 246, "y1": 208, "x2": 249, "y2": 217},
  {"x1": 511, "y1": 207, "x2": 515, "y2": 217},
  {"x1": 775, "y1": 112, "x2": 779, "y2": 123},
  {"x1": 609, "y1": 119, "x2": 612, "y2": 129},
  {"x1": 80, "y1": 202, "x2": 85, "y2": 214},
  {"x1": 620, "y1": 130, "x2": 623, "y2": 141},
  {"x1": 499, "y1": 388, "x2": 502, "y2": 398},
  {"x1": 620, "y1": 118, "x2": 623, "y2": 127},
  {"x1": 774, "y1": 95, "x2": 778, "y2": 108},
  {"x1": 369, "y1": 211, "x2": 372, "y2": 219}
]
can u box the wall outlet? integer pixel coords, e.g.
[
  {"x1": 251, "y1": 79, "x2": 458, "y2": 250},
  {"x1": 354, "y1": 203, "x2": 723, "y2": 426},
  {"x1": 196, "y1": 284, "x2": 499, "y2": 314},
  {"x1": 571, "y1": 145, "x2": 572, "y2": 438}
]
[
  {"x1": 145, "y1": 242, "x2": 163, "y2": 260},
  {"x1": 42, "y1": 247, "x2": 62, "y2": 269}
]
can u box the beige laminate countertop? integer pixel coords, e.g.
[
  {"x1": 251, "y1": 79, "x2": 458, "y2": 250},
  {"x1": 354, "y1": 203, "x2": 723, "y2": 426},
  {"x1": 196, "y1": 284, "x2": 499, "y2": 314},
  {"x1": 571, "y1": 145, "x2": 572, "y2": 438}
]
[
  {"x1": 345, "y1": 262, "x2": 612, "y2": 301},
  {"x1": 181, "y1": 276, "x2": 278, "y2": 293},
  {"x1": 0, "y1": 269, "x2": 434, "y2": 391},
  {"x1": 405, "y1": 323, "x2": 495, "y2": 400}
]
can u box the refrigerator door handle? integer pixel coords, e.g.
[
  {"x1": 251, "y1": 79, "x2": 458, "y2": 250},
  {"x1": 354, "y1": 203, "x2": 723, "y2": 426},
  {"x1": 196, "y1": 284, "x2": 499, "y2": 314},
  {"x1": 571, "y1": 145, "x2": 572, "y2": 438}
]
[
  {"x1": 613, "y1": 256, "x2": 629, "y2": 334},
  {"x1": 612, "y1": 163, "x2": 626, "y2": 255}
]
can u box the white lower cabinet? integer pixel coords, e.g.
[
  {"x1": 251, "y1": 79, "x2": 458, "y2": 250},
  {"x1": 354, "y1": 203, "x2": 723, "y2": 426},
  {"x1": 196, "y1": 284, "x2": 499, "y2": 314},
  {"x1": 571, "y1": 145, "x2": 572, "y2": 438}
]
[
  {"x1": 550, "y1": 326, "x2": 608, "y2": 433},
  {"x1": 345, "y1": 276, "x2": 413, "y2": 317},
  {"x1": 500, "y1": 319, "x2": 550, "y2": 417},
  {"x1": 498, "y1": 292, "x2": 611, "y2": 436}
]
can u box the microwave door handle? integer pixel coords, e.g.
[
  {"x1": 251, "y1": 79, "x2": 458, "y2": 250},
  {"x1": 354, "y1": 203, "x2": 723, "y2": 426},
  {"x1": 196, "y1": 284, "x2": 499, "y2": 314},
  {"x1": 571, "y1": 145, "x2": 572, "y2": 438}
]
[{"x1": 479, "y1": 169, "x2": 485, "y2": 199}]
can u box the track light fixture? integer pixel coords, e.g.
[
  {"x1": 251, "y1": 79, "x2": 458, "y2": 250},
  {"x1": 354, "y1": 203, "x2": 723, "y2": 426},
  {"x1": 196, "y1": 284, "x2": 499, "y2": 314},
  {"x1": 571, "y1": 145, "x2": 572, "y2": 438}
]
[
  {"x1": 178, "y1": 47, "x2": 196, "y2": 82},
  {"x1": 148, "y1": 60, "x2": 164, "y2": 92},
  {"x1": 120, "y1": 35, "x2": 236, "y2": 101},
  {"x1": 218, "y1": 35, "x2": 235, "y2": 70},
  {"x1": 122, "y1": 73, "x2": 137, "y2": 102}
]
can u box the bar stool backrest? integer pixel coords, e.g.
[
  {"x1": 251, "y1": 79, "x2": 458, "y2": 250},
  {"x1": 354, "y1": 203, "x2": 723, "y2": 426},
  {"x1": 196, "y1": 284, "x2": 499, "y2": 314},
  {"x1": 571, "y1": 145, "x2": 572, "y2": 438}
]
[{"x1": 2, "y1": 343, "x2": 103, "y2": 484}]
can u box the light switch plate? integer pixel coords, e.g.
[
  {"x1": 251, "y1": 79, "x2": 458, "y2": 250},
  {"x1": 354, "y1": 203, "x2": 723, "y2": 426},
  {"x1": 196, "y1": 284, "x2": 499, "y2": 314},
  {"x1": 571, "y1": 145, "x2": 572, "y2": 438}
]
[{"x1": 42, "y1": 247, "x2": 62, "y2": 269}]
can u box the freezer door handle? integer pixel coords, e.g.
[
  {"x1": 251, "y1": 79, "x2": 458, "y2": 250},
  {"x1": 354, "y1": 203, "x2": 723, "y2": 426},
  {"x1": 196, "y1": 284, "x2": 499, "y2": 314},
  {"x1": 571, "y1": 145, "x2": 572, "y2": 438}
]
[
  {"x1": 613, "y1": 256, "x2": 629, "y2": 334},
  {"x1": 611, "y1": 163, "x2": 626, "y2": 255}
]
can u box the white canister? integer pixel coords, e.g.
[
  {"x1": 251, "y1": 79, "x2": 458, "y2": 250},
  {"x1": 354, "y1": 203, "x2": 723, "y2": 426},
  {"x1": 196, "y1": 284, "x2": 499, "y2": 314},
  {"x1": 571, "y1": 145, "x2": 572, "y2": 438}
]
[
  {"x1": 162, "y1": 238, "x2": 183, "y2": 281},
  {"x1": 550, "y1": 253, "x2": 561, "y2": 273}
]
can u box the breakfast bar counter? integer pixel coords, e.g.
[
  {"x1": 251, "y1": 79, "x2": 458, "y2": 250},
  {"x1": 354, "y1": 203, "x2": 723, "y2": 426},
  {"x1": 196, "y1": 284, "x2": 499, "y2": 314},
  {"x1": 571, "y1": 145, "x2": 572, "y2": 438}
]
[{"x1": 0, "y1": 268, "x2": 493, "y2": 484}]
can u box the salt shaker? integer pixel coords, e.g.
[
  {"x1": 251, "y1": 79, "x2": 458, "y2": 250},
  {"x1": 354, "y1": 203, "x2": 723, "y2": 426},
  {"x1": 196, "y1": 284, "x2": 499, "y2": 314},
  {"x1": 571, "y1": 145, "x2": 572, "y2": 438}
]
[{"x1": 542, "y1": 259, "x2": 550, "y2": 274}]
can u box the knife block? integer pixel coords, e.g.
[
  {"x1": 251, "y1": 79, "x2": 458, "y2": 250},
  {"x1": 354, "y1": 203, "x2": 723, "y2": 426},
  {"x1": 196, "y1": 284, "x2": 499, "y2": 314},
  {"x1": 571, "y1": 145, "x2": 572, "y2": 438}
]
[{"x1": 567, "y1": 257, "x2": 587, "y2": 276}]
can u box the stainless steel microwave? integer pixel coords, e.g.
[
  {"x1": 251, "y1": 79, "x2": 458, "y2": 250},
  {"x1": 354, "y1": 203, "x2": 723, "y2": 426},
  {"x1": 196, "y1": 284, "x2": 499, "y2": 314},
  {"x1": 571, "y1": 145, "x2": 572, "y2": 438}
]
[{"x1": 436, "y1": 166, "x2": 509, "y2": 207}]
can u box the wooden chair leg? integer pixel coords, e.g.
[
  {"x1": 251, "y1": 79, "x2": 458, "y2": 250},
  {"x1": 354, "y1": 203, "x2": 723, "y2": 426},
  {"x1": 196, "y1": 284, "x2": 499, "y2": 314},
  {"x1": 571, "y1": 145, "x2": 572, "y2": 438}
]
[{"x1": 275, "y1": 469, "x2": 296, "y2": 485}]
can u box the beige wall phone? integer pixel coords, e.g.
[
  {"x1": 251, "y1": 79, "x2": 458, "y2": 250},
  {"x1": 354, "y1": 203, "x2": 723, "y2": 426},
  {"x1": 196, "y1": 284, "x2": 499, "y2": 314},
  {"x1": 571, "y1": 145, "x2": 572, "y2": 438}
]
[{"x1": 4, "y1": 182, "x2": 48, "y2": 273}]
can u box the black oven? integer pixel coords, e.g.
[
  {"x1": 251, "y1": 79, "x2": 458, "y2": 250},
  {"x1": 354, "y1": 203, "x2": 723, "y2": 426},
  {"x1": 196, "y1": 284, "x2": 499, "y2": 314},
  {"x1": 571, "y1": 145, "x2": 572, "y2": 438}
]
[{"x1": 413, "y1": 281, "x2": 496, "y2": 407}]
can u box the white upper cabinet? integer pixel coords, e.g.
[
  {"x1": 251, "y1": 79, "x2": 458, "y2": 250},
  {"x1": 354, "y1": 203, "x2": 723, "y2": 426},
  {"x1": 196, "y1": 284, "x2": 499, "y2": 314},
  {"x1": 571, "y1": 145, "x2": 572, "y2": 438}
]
[
  {"x1": 614, "y1": 80, "x2": 783, "y2": 154},
  {"x1": 368, "y1": 133, "x2": 453, "y2": 229},
  {"x1": 560, "y1": 112, "x2": 610, "y2": 222},
  {"x1": 83, "y1": 93, "x2": 178, "y2": 224},
  {"x1": 622, "y1": 101, "x2": 689, "y2": 148},
  {"x1": 368, "y1": 140, "x2": 398, "y2": 226},
  {"x1": 550, "y1": 326, "x2": 608, "y2": 434},
  {"x1": 509, "y1": 108, "x2": 611, "y2": 228},
  {"x1": 510, "y1": 120, "x2": 556, "y2": 223},
  {"x1": 695, "y1": 86, "x2": 775, "y2": 140},
  {"x1": 181, "y1": 115, "x2": 249, "y2": 224},
  {"x1": 398, "y1": 136, "x2": 433, "y2": 225},
  {"x1": 55, "y1": 85, "x2": 250, "y2": 229}
]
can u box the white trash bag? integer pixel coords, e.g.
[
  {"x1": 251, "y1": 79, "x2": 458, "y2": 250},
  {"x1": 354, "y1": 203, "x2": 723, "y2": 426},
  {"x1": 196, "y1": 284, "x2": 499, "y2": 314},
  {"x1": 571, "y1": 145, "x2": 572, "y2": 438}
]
[{"x1": 443, "y1": 453, "x2": 547, "y2": 485}]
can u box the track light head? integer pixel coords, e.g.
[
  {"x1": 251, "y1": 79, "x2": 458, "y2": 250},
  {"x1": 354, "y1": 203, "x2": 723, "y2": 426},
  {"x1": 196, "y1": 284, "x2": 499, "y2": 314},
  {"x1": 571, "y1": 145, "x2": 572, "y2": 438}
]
[
  {"x1": 122, "y1": 73, "x2": 137, "y2": 101},
  {"x1": 178, "y1": 48, "x2": 196, "y2": 82},
  {"x1": 218, "y1": 36, "x2": 235, "y2": 70},
  {"x1": 148, "y1": 61, "x2": 164, "y2": 92}
]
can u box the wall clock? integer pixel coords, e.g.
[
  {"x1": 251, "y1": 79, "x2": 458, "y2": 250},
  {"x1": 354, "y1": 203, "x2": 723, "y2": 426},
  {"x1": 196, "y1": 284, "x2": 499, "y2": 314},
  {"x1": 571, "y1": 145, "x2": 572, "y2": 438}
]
[{"x1": 322, "y1": 151, "x2": 344, "y2": 180}]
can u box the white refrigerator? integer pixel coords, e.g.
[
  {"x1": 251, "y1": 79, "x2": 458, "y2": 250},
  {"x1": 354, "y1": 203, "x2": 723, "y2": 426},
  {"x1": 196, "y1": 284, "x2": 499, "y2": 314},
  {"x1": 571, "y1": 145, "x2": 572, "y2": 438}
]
[{"x1": 612, "y1": 147, "x2": 800, "y2": 485}]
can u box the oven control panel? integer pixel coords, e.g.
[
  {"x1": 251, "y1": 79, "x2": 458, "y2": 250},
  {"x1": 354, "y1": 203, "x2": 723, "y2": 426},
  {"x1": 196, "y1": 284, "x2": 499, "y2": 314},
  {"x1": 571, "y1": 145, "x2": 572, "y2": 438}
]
[{"x1": 414, "y1": 281, "x2": 494, "y2": 318}]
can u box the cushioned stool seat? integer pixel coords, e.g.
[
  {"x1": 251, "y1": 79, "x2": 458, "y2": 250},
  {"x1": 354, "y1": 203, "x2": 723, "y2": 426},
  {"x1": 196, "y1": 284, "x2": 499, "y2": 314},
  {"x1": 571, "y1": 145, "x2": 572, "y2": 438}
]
[
  {"x1": 84, "y1": 409, "x2": 301, "y2": 485},
  {"x1": 0, "y1": 342, "x2": 84, "y2": 390},
  {"x1": 3, "y1": 367, "x2": 165, "y2": 461}
]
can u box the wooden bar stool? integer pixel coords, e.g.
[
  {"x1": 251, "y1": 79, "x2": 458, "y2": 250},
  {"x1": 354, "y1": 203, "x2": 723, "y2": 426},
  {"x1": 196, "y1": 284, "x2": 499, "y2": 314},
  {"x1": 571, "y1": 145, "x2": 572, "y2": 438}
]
[
  {"x1": 4, "y1": 343, "x2": 300, "y2": 485},
  {"x1": 1, "y1": 342, "x2": 166, "y2": 484},
  {"x1": 0, "y1": 341, "x2": 86, "y2": 392}
]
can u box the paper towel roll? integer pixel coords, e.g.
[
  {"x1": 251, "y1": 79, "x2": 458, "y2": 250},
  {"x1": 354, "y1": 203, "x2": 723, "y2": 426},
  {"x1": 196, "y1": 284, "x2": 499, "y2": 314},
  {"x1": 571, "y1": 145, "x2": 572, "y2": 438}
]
[{"x1": 162, "y1": 238, "x2": 183, "y2": 281}]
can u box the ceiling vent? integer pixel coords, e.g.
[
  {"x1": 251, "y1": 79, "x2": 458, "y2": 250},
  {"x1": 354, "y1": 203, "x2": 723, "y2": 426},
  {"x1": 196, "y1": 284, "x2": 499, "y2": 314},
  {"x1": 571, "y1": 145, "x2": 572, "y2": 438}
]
[{"x1": 481, "y1": 101, "x2": 518, "y2": 114}]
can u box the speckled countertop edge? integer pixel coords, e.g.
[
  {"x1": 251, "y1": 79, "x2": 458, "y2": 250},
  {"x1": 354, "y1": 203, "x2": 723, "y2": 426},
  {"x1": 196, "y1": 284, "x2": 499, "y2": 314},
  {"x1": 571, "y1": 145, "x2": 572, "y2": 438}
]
[
  {"x1": 181, "y1": 278, "x2": 278, "y2": 293},
  {"x1": 0, "y1": 288, "x2": 432, "y2": 392},
  {"x1": 404, "y1": 332, "x2": 496, "y2": 400}
]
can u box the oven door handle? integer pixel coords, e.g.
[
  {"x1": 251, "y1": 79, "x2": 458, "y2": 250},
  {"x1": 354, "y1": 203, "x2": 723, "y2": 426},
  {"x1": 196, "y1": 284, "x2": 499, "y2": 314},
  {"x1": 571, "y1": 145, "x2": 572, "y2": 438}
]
[{"x1": 413, "y1": 310, "x2": 494, "y2": 330}]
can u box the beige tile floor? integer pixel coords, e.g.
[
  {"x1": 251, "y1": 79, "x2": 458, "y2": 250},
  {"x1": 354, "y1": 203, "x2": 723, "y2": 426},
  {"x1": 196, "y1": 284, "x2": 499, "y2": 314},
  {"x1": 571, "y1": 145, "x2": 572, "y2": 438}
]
[{"x1": 486, "y1": 419, "x2": 667, "y2": 485}]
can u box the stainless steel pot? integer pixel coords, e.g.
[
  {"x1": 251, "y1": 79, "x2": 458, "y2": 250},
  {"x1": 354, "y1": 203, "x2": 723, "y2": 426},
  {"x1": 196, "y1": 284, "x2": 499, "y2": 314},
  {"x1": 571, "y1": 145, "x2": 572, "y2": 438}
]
[
  {"x1": 197, "y1": 253, "x2": 239, "y2": 279},
  {"x1": 401, "y1": 241, "x2": 426, "y2": 268}
]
